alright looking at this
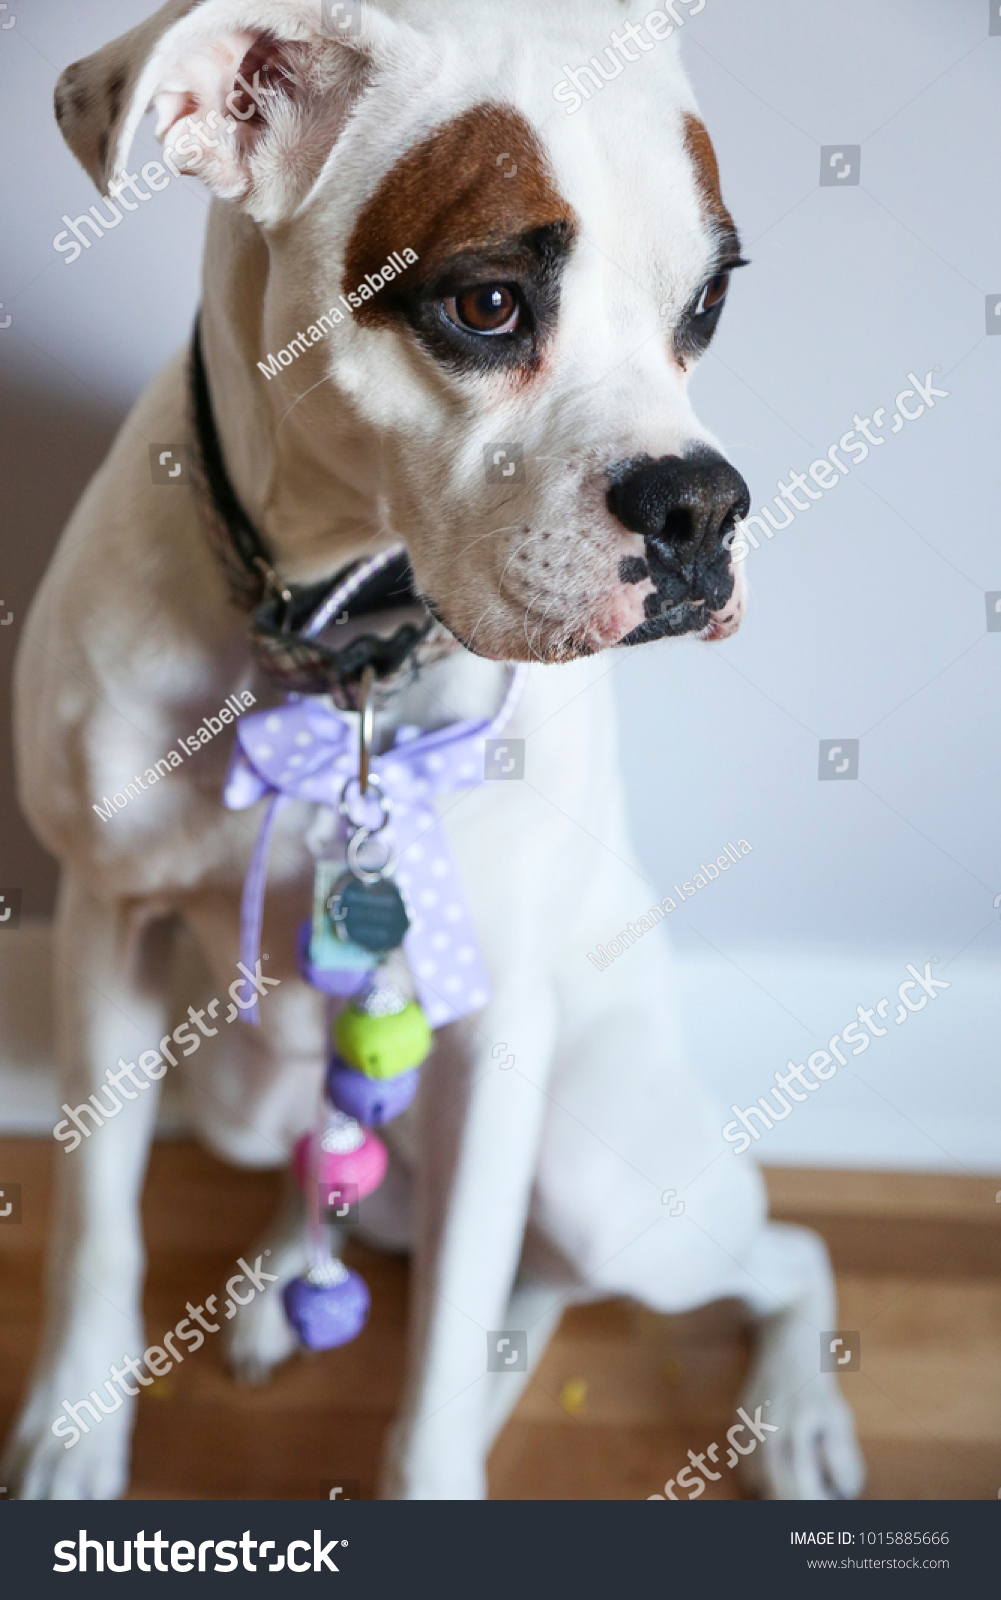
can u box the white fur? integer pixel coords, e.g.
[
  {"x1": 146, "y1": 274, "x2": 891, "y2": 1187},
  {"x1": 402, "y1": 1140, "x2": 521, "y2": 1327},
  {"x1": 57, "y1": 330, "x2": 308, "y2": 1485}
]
[{"x1": 5, "y1": 0, "x2": 859, "y2": 1500}]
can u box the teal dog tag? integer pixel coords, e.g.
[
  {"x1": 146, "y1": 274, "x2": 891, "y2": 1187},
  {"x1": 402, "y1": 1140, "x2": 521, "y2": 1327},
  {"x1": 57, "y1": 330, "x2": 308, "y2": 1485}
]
[{"x1": 310, "y1": 859, "x2": 374, "y2": 972}]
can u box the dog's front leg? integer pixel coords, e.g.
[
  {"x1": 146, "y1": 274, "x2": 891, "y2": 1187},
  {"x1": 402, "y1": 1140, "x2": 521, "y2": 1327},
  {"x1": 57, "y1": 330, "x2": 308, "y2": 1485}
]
[
  {"x1": 734, "y1": 1222, "x2": 865, "y2": 1500},
  {"x1": 2, "y1": 873, "x2": 167, "y2": 1499},
  {"x1": 380, "y1": 985, "x2": 559, "y2": 1500}
]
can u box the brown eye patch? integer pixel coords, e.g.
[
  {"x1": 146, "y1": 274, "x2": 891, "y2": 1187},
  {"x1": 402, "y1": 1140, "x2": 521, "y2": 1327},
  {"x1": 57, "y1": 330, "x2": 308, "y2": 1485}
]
[
  {"x1": 342, "y1": 103, "x2": 577, "y2": 329},
  {"x1": 682, "y1": 112, "x2": 735, "y2": 239}
]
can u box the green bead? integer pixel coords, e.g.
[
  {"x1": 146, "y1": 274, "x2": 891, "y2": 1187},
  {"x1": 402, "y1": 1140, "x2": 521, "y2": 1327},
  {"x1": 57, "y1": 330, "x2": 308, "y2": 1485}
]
[{"x1": 334, "y1": 1001, "x2": 432, "y2": 1080}]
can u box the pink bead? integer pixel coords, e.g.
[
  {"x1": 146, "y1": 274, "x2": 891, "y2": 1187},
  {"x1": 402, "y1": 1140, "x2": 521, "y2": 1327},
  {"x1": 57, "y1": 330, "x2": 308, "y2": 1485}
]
[
  {"x1": 292, "y1": 1128, "x2": 387, "y2": 1199},
  {"x1": 319, "y1": 1134, "x2": 387, "y2": 1198}
]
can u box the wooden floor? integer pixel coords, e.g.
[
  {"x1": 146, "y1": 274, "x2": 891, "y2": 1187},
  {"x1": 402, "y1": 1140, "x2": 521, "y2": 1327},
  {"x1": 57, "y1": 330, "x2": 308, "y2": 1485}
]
[{"x1": 1, "y1": 1138, "x2": 998, "y2": 1500}]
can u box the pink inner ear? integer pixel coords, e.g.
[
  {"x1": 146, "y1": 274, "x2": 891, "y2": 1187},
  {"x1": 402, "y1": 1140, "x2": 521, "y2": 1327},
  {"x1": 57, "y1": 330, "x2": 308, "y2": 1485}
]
[
  {"x1": 236, "y1": 31, "x2": 303, "y2": 106},
  {"x1": 152, "y1": 89, "x2": 199, "y2": 140},
  {"x1": 140, "y1": 19, "x2": 370, "y2": 221},
  {"x1": 152, "y1": 28, "x2": 258, "y2": 142},
  {"x1": 227, "y1": 32, "x2": 306, "y2": 147}
]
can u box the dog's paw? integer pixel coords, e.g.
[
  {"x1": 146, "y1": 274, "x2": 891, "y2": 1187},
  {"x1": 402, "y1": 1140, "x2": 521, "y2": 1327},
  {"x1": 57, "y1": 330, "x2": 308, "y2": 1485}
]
[
  {"x1": 2, "y1": 1380, "x2": 135, "y2": 1500},
  {"x1": 737, "y1": 1379, "x2": 864, "y2": 1500},
  {"x1": 223, "y1": 1265, "x2": 303, "y2": 1386},
  {"x1": 736, "y1": 1223, "x2": 864, "y2": 1500},
  {"x1": 224, "y1": 1303, "x2": 299, "y2": 1386}
]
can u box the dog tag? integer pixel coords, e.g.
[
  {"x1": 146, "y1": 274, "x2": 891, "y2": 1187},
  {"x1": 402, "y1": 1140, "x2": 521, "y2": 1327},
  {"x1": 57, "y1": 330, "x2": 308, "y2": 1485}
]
[
  {"x1": 327, "y1": 873, "x2": 410, "y2": 954},
  {"x1": 309, "y1": 859, "x2": 375, "y2": 975}
]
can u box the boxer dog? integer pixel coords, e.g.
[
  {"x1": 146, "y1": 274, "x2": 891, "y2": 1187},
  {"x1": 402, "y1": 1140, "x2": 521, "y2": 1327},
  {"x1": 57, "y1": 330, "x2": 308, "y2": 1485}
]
[{"x1": 4, "y1": 0, "x2": 863, "y2": 1500}]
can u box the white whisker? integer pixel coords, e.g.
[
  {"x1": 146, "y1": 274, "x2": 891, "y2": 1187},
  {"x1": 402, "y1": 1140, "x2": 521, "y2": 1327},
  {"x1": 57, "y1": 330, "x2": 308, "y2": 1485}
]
[
  {"x1": 447, "y1": 522, "x2": 523, "y2": 571},
  {"x1": 528, "y1": 591, "x2": 562, "y2": 658},
  {"x1": 273, "y1": 372, "x2": 336, "y2": 443},
  {"x1": 464, "y1": 598, "x2": 504, "y2": 652}
]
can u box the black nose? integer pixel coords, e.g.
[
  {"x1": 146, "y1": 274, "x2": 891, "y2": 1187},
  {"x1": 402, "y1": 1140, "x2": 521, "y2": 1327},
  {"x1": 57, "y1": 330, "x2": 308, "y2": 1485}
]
[
  {"x1": 606, "y1": 449, "x2": 750, "y2": 637},
  {"x1": 606, "y1": 448, "x2": 749, "y2": 556}
]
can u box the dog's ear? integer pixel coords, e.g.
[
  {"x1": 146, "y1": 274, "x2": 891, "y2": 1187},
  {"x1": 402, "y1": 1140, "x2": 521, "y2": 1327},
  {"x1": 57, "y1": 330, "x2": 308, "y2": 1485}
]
[{"x1": 54, "y1": 1, "x2": 408, "y2": 225}]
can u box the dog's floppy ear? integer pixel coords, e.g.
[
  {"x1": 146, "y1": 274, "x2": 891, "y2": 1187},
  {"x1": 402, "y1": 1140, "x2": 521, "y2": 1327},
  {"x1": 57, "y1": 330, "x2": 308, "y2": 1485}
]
[
  {"x1": 54, "y1": 0, "x2": 408, "y2": 225},
  {"x1": 54, "y1": 0, "x2": 200, "y2": 189}
]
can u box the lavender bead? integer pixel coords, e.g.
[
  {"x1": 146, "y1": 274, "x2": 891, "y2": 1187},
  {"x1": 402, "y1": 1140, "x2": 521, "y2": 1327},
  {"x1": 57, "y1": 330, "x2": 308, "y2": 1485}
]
[
  {"x1": 296, "y1": 917, "x2": 373, "y2": 998},
  {"x1": 282, "y1": 1269, "x2": 370, "y2": 1350},
  {"x1": 326, "y1": 1054, "x2": 420, "y2": 1126}
]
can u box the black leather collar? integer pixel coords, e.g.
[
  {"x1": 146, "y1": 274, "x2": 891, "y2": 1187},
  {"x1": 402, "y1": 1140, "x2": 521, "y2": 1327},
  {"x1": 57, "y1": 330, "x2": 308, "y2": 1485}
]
[{"x1": 187, "y1": 315, "x2": 434, "y2": 703}]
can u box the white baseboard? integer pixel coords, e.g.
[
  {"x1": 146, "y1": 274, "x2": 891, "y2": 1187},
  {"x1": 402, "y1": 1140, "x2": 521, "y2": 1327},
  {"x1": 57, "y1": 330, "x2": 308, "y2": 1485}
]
[
  {"x1": 673, "y1": 939, "x2": 1000, "y2": 1174},
  {"x1": 1, "y1": 922, "x2": 997, "y2": 1172}
]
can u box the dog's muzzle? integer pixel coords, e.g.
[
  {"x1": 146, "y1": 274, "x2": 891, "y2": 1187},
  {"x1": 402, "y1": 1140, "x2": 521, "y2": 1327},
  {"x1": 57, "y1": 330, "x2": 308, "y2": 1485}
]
[{"x1": 606, "y1": 448, "x2": 750, "y2": 644}]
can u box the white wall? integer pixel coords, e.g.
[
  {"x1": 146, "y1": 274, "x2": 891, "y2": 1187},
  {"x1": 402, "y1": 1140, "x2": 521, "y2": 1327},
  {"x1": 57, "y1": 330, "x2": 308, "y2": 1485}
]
[
  {"x1": 614, "y1": 0, "x2": 1001, "y2": 1170},
  {"x1": 1, "y1": 0, "x2": 997, "y2": 1169}
]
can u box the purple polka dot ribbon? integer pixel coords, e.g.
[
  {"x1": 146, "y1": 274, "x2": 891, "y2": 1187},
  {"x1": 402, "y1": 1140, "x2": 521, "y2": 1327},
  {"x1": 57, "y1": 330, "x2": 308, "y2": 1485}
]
[{"x1": 223, "y1": 670, "x2": 526, "y2": 1027}]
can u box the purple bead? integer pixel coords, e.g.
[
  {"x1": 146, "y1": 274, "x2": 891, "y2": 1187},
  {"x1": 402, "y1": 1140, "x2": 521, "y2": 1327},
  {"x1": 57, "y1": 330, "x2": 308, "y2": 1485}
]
[
  {"x1": 295, "y1": 918, "x2": 373, "y2": 998},
  {"x1": 282, "y1": 1269, "x2": 370, "y2": 1350},
  {"x1": 326, "y1": 1054, "x2": 420, "y2": 1126}
]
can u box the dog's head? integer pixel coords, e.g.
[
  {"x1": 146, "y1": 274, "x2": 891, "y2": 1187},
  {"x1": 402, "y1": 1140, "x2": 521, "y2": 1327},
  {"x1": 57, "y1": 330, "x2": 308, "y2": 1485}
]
[{"x1": 57, "y1": 0, "x2": 749, "y2": 662}]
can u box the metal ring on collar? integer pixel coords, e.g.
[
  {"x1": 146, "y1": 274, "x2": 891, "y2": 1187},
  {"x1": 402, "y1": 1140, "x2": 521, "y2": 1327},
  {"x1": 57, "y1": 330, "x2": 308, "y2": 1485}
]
[
  {"x1": 339, "y1": 771, "x2": 392, "y2": 834},
  {"x1": 345, "y1": 827, "x2": 396, "y2": 885}
]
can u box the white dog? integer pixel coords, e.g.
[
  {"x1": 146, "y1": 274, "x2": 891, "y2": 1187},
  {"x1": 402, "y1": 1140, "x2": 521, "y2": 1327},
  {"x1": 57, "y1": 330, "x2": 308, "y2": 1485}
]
[{"x1": 4, "y1": 0, "x2": 863, "y2": 1501}]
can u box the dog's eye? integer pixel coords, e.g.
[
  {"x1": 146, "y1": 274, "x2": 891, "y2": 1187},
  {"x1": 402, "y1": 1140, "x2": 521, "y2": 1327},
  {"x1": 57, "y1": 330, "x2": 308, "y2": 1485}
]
[
  {"x1": 694, "y1": 272, "x2": 730, "y2": 316},
  {"x1": 442, "y1": 284, "x2": 520, "y2": 336}
]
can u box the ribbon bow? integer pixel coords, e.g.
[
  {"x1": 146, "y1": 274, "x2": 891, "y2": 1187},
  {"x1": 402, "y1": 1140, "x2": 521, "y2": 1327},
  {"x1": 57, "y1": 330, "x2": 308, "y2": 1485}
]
[{"x1": 223, "y1": 670, "x2": 525, "y2": 1026}]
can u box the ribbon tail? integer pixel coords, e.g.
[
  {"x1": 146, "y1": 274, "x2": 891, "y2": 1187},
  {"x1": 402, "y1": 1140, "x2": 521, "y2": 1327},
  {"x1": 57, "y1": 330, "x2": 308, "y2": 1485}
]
[
  {"x1": 403, "y1": 929, "x2": 492, "y2": 1028},
  {"x1": 239, "y1": 792, "x2": 286, "y2": 1025},
  {"x1": 395, "y1": 808, "x2": 491, "y2": 1028},
  {"x1": 223, "y1": 744, "x2": 270, "y2": 809}
]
